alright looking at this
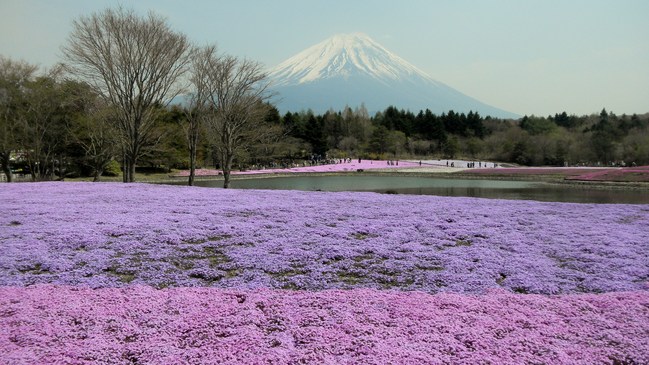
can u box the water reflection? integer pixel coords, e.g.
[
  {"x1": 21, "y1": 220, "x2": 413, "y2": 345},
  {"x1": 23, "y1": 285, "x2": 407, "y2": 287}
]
[{"x1": 180, "y1": 175, "x2": 649, "y2": 204}]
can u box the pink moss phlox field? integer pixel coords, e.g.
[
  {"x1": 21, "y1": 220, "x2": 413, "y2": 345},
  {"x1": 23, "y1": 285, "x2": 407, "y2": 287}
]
[
  {"x1": 2, "y1": 182, "x2": 648, "y2": 294},
  {"x1": 565, "y1": 166, "x2": 649, "y2": 182},
  {"x1": 1, "y1": 285, "x2": 648, "y2": 365},
  {"x1": 467, "y1": 166, "x2": 649, "y2": 182},
  {"x1": 174, "y1": 159, "x2": 421, "y2": 177},
  {"x1": 466, "y1": 167, "x2": 607, "y2": 176}
]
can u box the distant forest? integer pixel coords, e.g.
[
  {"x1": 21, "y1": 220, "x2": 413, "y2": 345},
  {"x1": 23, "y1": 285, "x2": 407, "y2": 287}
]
[
  {"x1": 3, "y1": 74, "x2": 649, "y2": 181},
  {"x1": 261, "y1": 105, "x2": 649, "y2": 167},
  {"x1": 2, "y1": 58, "x2": 648, "y2": 182}
]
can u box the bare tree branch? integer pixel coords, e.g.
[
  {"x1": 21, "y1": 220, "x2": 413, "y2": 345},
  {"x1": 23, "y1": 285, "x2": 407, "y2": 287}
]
[
  {"x1": 62, "y1": 7, "x2": 191, "y2": 182},
  {"x1": 189, "y1": 46, "x2": 276, "y2": 188}
]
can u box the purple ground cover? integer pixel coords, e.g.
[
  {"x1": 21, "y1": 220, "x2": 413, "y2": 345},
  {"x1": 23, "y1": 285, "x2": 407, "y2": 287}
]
[
  {"x1": 1, "y1": 182, "x2": 648, "y2": 294},
  {"x1": 2, "y1": 182, "x2": 649, "y2": 364},
  {"x1": 1, "y1": 285, "x2": 648, "y2": 365}
]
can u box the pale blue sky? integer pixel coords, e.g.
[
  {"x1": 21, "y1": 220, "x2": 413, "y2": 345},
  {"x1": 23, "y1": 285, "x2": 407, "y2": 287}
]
[{"x1": 1, "y1": 0, "x2": 648, "y2": 116}]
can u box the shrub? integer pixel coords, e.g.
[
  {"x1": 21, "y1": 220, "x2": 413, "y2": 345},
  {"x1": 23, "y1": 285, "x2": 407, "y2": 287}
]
[{"x1": 104, "y1": 160, "x2": 122, "y2": 177}]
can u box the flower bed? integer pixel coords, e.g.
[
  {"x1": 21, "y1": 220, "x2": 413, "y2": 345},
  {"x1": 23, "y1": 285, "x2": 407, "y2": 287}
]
[
  {"x1": 2, "y1": 183, "x2": 648, "y2": 293},
  {"x1": 1, "y1": 285, "x2": 648, "y2": 364},
  {"x1": 465, "y1": 166, "x2": 649, "y2": 182},
  {"x1": 565, "y1": 166, "x2": 649, "y2": 182},
  {"x1": 464, "y1": 167, "x2": 606, "y2": 176},
  {"x1": 1, "y1": 182, "x2": 648, "y2": 364}
]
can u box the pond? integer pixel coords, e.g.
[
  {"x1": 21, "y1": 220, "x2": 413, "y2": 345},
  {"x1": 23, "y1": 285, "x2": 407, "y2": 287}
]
[{"x1": 178, "y1": 175, "x2": 649, "y2": 204}]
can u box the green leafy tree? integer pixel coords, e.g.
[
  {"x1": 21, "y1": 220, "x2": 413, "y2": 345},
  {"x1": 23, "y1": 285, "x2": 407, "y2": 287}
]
[
  {"x1": 519, "y1": 115, "x2": 556, "y2": 135},
  {"x1": 71, "y1": 104, "x2": 118, "y2": 181},
  {"x1": 442, "y1": 136, "x2": 459, "y2": 159},
  {"x1": 21, "y1": 69, "x2": 73, "y2": 181},
  {"x1": 511, "y1": 141, "x2": 532, "y2": 165},
  {"x1": 0, "y1": 56, "x2": 37, "y2": 182},
  {"x1": 465, "y1": 137, "x2": 483, "y2": 158},
  {"x1": 590, "y1": 109, "x2": 619, "y2": 163},
  {"x1": 65, "y1": 81, "x2": 118, "y2": 181}
]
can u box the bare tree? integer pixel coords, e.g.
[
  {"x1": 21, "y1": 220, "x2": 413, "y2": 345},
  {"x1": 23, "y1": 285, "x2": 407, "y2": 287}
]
[
  {"x1": 0, "y1": 56, "x2": 37, "y2": 182},
  {"x1": 62, "y1": 7, "x2": 191, "y2": 182},
  {"x1": 182, "y1": 103, "x2": 203, "y2": 186},
  {"x1": 183, "y1": 46, "x2": 215, "y2": 186},
  {"x1": 192, "y1": 46, "x2": 274, "y2": 188}
]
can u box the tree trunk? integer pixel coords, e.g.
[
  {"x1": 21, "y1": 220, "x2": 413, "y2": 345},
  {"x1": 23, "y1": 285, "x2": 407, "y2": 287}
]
[
  {"x1": 123, "y1": 160, "x2": 129, "y2": 182},
  {"x1": 58, "y1": 154, "x2": 65, "y2": 181},
  {"x1": 93, "y1": 168, "x2": 102, "y2": 182},
  {"x1": 188, "y1": 166, "x2": 195, "y2": 186},
  {"x1": 128, "y1": 157, "x2": 136, "y2": 183},
  {"x1": 122, "y1": 152, "x2": 137, "y2": 183},
  {"x1": 122, "y1": 152, "x2": 128, "y2": 183},
  {"x1": 188, "y1": 142, "x2": 196, "y2": 186},
  {"x1": 30, "y1": 162, "x2": 37, "y2": 181},
  {"x1": 0, "y1": 152, "x2": 13, "y2": 182},
  {"x1": 222, "y1": 153, "x2": 233, "y2": 189},
  {"x1": 0, "y1": 154, "x2": 12, "y2": 183}
]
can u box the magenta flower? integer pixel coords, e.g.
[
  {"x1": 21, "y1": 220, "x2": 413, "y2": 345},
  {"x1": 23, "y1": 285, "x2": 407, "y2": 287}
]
[
  {"x1": 1, "y1": 285, "x2": 647, "y2": 364},
  {"x1": 1, "y1": 182, "x2": 648, "y2": 364}
]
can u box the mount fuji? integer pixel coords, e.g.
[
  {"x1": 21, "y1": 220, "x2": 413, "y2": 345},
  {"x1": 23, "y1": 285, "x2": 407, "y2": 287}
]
[{"x1": 268, "y1": 33, "x2": 518, "y2": 118}]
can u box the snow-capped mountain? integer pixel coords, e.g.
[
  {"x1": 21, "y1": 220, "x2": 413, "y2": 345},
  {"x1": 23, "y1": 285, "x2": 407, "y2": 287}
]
[
  {"x1": 270, "y1": 33, "x2": 434, "y2": 86},
  {"x1": 268, "y1": 33, "x2": 518, "y2": 118}
]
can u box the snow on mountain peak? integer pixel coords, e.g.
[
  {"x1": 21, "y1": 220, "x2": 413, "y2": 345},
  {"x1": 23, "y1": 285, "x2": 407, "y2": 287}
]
[
  {"x1": 268, "y1": 33, "x2": 519, "y2": 118},
  {"x1": 269, "y1": 33, "x2": 434, "y2": 86}
]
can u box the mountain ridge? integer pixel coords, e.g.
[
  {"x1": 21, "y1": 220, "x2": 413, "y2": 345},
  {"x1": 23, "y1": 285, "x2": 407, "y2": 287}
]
[{"x1": 268, "y1": 33, "x2": 518, "y2": 119}]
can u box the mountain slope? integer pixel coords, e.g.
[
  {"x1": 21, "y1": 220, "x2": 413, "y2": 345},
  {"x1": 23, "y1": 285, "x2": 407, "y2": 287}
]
[{"x1": 268, "y1": 33, "x2": 518, "y2": 119}]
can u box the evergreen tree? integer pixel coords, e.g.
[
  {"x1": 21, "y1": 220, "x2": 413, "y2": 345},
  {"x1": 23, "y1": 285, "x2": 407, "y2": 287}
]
[
  {"x1": 369, "y1": 125, "x2": 391, "y2": 154},
  {"x1": 305, "y1": 114, "x2": 327, "y2": 156},
  {"x1": 466, "y1": 111, "x2": 486, "y2": 138}
]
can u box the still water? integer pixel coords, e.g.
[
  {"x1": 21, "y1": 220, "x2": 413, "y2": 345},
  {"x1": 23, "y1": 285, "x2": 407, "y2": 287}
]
[{"x1": 181, "y1": 175, "x2": 649, "y2": 204}]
